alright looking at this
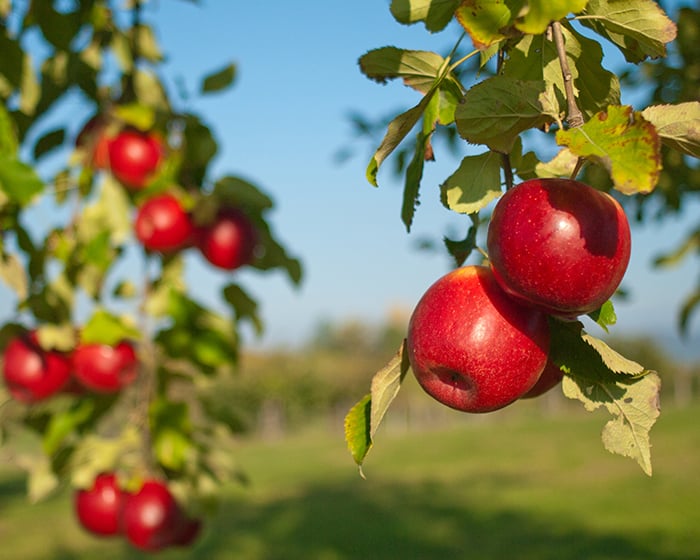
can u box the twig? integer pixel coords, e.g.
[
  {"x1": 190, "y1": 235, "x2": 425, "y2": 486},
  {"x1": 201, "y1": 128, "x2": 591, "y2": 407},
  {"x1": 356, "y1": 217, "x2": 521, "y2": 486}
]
[
  {"x1": 502, "y1": 153, "x2": 515, "y2": 190},
  {"x1": 496, "y1": 47, "x2": 515, "y2": 189},
  {"x1": 551, "y1": 21, "x2": 584, "y2": 128}
]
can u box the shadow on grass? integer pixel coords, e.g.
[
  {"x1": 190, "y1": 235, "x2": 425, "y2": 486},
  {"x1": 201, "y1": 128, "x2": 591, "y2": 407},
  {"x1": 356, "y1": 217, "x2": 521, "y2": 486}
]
[{"x1": 189, "y1": 478, "x2": 690, "y2": 560}]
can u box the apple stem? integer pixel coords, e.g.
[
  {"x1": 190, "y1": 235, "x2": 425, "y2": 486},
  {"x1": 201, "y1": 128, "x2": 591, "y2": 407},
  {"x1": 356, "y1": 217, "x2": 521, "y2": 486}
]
[
  {"x1": 570, "y1": 157, "x2": 585, "y2": 180},
  {"x1": 501, "y1": 153, "x2": 515, "y2": 190},
  {"x1": 551, "y1": 21, "x2": 584, "y2": 129},
  {"x1": 496, "y1": 47, "x2": 515, "y2": 190}
]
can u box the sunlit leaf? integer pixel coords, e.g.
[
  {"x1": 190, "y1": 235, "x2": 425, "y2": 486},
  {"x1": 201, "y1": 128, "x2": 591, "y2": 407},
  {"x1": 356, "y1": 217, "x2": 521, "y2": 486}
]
[
  {"x1": 0, "y1": 156, "x2": 44, "y2": 205},
  {"x1": 587, "y1": 300, "x2": 617, "y2": 333},
  {"x1": 503, "y1": 24, "x2": 620, "y2": 119},
  {"x1": 514, "y1": 0, "x2": 588, "y2": 34},
  {"x1": 440, "y1": 151, "x2": 502, "y2": 214},
  {"x1": 556, "y1": 105, "x2": 661, "y2": 194},
  {"x1": 344, "y1": 343, "x2": 410, "y2": 475},
  {"x1": 344, "y1": 393, "x2": 371, "y2": 475},
  {"x1": 455, "y1": 0, "x2": 516, "y2": 49},
  {"x1": 534, "y1": 148, "x2": 579, "y2": 178},
  {"x1": 390, "y1": 0, "x2": 460, "y2": 32},
  {"x1": 0, "y1": 252, "x2": 28, "y2": 300},
  {"x1": 81, "y1": 308, "x2": 140, "y2": 345},
  {"x1": 577, "y1": 0, "x2": 677, "y2": 62},
  {"x1": 550, "y1": 320, "x2": 659, "y2": 475},
  {"x1": 359, "y1": 47, "x2": 448, "y2": 94},
  {"x1": 641, "y1": 102, "x2": 700, "y2": 158}
]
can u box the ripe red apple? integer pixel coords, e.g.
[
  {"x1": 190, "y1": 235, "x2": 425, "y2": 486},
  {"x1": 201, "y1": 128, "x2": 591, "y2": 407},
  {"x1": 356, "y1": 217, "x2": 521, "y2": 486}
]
[
  {"x1": 2, "y1": 332, "x2": 71, "y2": 403},
  {"x1": 406, "y1": 265, "x2": 550, "y2": 413},
  {"x1": 108, "y1": 129, "x2": 163, "y2": 190},
  {"x1": 72, "y1": 341, "x2": 138, "y2": 393},
  {"x1": 75, "y1": 473, "x2": 127, "y2": 537},
  {"x1": 196, "y1": 209, "x2": 259, "y2": 270},
  {"x1": 121, "y1": 479, "x2": 202, "y2": 551},
  {"x1": 135, "y1": 194, "x2": 194, "y2": 253},
  {"x1": 171, "y1": 516, "x2": 203, "y2": 547},
  {"x1": 487, "y1": 178, "x2": 631, "y2": 319},
  {"x1": 76, "y1": 115, "x2": 112, "y2": 170},
  {"x1": 521, "y1": 359, "x2": 564, "y2": 399}
]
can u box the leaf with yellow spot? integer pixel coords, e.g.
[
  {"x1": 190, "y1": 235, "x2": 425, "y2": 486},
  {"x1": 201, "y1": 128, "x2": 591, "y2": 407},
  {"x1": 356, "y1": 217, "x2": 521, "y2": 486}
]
[{"x1": 556, "y1": 105, "x2": 661, "y2": 194}]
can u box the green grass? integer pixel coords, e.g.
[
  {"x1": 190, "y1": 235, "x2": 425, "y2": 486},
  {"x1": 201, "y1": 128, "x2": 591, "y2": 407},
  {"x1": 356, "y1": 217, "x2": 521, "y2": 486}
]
[{"x1": 1, "y1": 403, "x2": 699, "y2": 559}]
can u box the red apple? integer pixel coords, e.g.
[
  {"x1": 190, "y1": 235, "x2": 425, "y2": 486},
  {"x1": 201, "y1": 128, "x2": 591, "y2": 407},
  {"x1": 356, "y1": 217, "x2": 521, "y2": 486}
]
[
  {"x1": 171, "y1": 516, "x2": 202, "y2": 547},
  {"x1": 2, "y1": 332, "x2": 71, "y2": 403},
  {"x1": 108, "y1": 129, "x2": 163, "y2": 190},
  {"x1": 521, "y1": 359, "x2": 564, "y2": 399},
  {"x1": 76, "y1": 115, "x2": 112, "y2": 170},
  {"x1": 407, "y1": 265, "x2": 550, "y2": 413},
  {"x1": 72, "y1": 341, "x2": 138, "y2": 393},
  {"x1": 196, "y1": 209, "x2": 258, "y2": 270},
  {"x1": 75, "y1": 473, "x2": 127, "y2": 537},
  {"x1": 135, "y1": 194, "x2": 194, "y2": 253},
  {"x1": 121, "y1": 479, "x2": 195, "y2": 552},
  {"x1": 487, "y1": 178, "x2": 631, "y2": 319}
]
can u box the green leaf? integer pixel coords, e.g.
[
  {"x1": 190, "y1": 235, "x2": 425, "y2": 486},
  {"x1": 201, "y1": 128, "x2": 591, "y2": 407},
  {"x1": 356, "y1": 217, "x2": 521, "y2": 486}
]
[
  {"x1": 344, "y1": 394, "x2": 371, "y2": 475},
  {"x1": 563, "y1": 373, "x2": 661, "y2": 476},
  {"x1": 79, "y1": 175, "x2": 132, "y2": 245},
  {"x1": 131, "y1": 24, "x2": 163, "y2": 62},
  {"x1": 0, "y1": 251, "x2": 28, "y2": 300},
  {"x1": 223, "y1": 283, "x2": 264, "y2": 336},
  {"x1": 359, "y1": 47, "x2": 449, "y2": 94},
  {"x1": 556, "y1": 105, "x2": 661, "y2": 194},
  {"x1": 134, "y1": 69, "x2": 170, "y2": 110},
  {"x1": 201, "y1": 63, "x2": 237, "y2": 94},
  {"x1": 455, "y1": 0, "x2": 518, "y2": 49},
  {"x1": 534, "y1": 148, "x2": 579, "y2": 178},
  {"x1": 641, "y1": 102, "x2": 700, "y2": 158},
  {"x1": 42, "y1": 399, "x2": 95, "y2": 455},
  {"x1": 36, "y1": 323, "x2": 76, "y2": 352},
  {"x1": 390, "y1": 0, "x2": 460, "y2": 32},
  {"x1": 344, "y1": 342, "x2": 411, "y2": 475},
  {"x1": 678, "y1": 290, "x2": 700, "y2": 337},
  {"x1": 514, "y1": 0, "x2": 588, "y2": 34},
  {"x1": 33, "y1": 128, "x2": 65, "y2": 161},
  {"x1": 81, "y1": 309, "x2": 140, "y2": 346},
  {"x1": 401, "y1": 129, "x2": 430, "y2": 232},
  {"x1": 440, "y1": 151, "x2": 502, "y2": 214},
  {"x1": 31, "y1": 1, "x2": 83, "y2": 50},
  {"x1": 0, "y1": 155, "x2": 44, "y2": 205},
  {"x1": 367, "y1": 99, "x2": 433, "y2": 186},
  {"x1": 113, "y1": 103, "x2": 156, "y2": 131},
  {"x1": 26, "y1": 456, "x2": 59, "y2": 503},
  {"x1": 0, "y1": 103, "x2": 18, "y2": 158},
  {"x1": 455, "y1": 76, "x2": 560, "y2": 153},
  {"x1": 653, "y1": 229, "x2": 700, "y2": 269},
  {"x1": 587, "y1": 300, "x2": 617, "y2": 332},
  {"x1": 550, "y1": 320, "x2": 659, "y2": 475},
  {"x1": 444, "y1": 215, "x2": 479, "y2": 266},
  {"x1": 69, "y1": 428, "x2": 141, "y2": 489},
  {"x1": 151, "y1": 399, "x2": 193, "y2": 472},
  {"x1": 503, "y1": 24, "x2": 621, "y2": 119},
  {"x1": 577, "y1": 0, "x2": 677, "y2": 62},
  {"x1": 211, "y1": 176, "x2": 274, "y2": 213}
]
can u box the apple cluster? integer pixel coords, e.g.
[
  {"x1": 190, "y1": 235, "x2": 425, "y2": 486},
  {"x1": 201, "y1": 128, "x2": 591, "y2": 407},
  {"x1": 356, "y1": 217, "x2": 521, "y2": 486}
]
[
  {"x1": 75, "y1": 473, "x2": 201, "y2": 552},
  {"x1": 407, "y1": 178, "x2": 631, "y2": 413},
  {"x1": 2, "y1": 331, "x2": 138, "y2": 403},
  {"x1": 77, "y1": 115, "x2": 260, "y2": 271}
]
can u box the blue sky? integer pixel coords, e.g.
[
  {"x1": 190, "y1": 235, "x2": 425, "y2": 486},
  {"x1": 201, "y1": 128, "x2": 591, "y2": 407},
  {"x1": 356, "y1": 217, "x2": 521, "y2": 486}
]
[{"x1": 4, "y1": 1, "x2": 700, "y2": 358}]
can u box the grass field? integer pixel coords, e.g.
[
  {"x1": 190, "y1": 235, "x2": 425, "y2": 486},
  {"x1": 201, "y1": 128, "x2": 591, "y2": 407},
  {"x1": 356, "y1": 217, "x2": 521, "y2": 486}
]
[{"x1": 1, "y1": 401, "x2": 699, "y2": 559}]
